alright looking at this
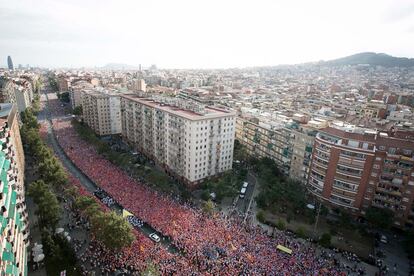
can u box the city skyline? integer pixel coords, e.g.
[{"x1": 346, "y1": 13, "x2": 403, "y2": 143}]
[{"x1": 1, "y1": 0, "x2": 414, "y2": 69}]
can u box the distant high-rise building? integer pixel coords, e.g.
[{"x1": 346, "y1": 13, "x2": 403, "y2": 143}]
[
  {"x1": 133, "y1": 79, "x2": 146, "y2": 92},
  {"x1": 7, "y1": 56, "x2": 13, "y2": 70}
]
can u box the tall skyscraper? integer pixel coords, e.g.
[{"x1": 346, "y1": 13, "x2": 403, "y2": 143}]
[{"x1": 7, "y1": 56, "x2": 13, "y2": 70}]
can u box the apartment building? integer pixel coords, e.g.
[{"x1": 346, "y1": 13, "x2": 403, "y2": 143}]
[
  {"x1": 0, "y1": 77, "x2": 33, "y2": 113},
  {"x1": 0, "y1": 103, "x2": 29, "y2": 276},
  {"x1": 69, "y1": 81, "x2": 94, "y2": 109},
  {"x1": 57, "y1": 76, "x2": 70, "y2": 92},
  {"x1": 235, "y1": 116, "x2": 293, "y2": 175},
  {"x1": 364, "y1": 129, "x2": 414, "y2": 228},
  {"x1": 132, "y1": 79, "x2": 146, "y2": 92},
  {"x1": 358, "y1": 100, "x2": 387, "y2": 119},
  {"x1": 121, "y1": 94, "x2": 236, "y2": 186},
  {"x1": 81, "y1": 90, "x2": 121, "y2": 136},
  {"x1": 289, "y1": 123, "x2": 319, "y2": 183},
  {"x1": 308, "y1": 123, "x2": 414, "y2": 229}
]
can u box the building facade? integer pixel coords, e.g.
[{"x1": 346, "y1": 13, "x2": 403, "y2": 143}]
[
  {"x1": 364, "y1": 129, "x2": 414, "y2": 228},
  {"x1": 81, "y1": 90, "x2": 122, "y2": 136},
  {"x1": 121, "y1": 94, "x2": 236, "y2": 186},
  {"x1": 7, "y1": 56, "x2": 13, "y2": 71},
  {"x1": 289, "y1": 124, "x2": 318, "y2": 183},
  {"x1": 308, "y1": 123, "x2": 414, "y2": 229},
  {"x1": 235, "y1": 117, "x2": 292, "y2": 174},
  {"x1": 0, "y1": 78, "x2": 33, "y2": 113},
  {"x1": 0, "y1": 103, "x2": 29, "y2": 276}
]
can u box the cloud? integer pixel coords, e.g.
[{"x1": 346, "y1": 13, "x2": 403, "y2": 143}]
[{"x1": 382, "y1": 2, "x2": 414, "y2": 23}]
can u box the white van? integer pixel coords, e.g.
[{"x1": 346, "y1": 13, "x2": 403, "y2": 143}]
[{"x1": 240, "y1": 187, "x2": 247, "y2": 198}]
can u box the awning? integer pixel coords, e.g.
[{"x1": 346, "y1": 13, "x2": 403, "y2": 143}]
[
  {"x1": 276, "y1": 244, "x2": 292, "y2": 255},
  {"x1": 2, "y1": 250, "x2": 15, "y2": 262},
  {"x1": 8, "y1": 190, "x2": 17, "y2": 219},
  {"x1": 5, "y1": 241, "x2": 12, "y2": 251},
  {"x1": 0, "y1": 215, "x2": 7, "y2": 231},
  {"x1": 1, "y1": 170, "x2": 8, "y2": 185},
  {"x1": 3, "y1": 159, "x2": 11, "y2": 171},
  {"x1": 0, "y1": 153, "x2": 5, "y2": 168},
  {"x1": 5, "y1": 264, "x2": 19, "y2": 275}
]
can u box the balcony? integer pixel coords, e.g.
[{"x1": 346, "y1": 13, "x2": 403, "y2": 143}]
[
  {"x1": 329, "y1": 197, "x2": 353, "y2": 208},
  {"x1": 392, "y1": 177, "x2": 403, "y2": 186}
]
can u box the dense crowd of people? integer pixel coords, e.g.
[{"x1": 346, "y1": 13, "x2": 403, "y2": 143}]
[{"x1": 44, "y1": 92, "x2": 353, "y2": 275}]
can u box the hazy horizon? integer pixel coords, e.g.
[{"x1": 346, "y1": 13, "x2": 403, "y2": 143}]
[{"x1": 1, "y1": 0, "x2": 414, "y2": 69}]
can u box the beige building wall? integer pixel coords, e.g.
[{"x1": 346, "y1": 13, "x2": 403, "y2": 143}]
[
  {"x1": 121, "y1": 94, "x2": 235, "y2": 186},
  {"x1": 81, "y1": 90, "x2": 121, "y2": 136}
]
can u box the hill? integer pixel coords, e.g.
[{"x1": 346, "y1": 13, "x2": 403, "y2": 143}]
[{"x1": 323, "y1": 52, "x2": 414, "y2": 67}]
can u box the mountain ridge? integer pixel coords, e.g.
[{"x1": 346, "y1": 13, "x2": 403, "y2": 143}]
[{"x1": 321, "y1": 52, "x2": 414, "y2": 67}]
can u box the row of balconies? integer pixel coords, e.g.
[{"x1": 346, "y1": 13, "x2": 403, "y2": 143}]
[{"x1": 376, "y1": 186, "x2": 402, "y2": 197}]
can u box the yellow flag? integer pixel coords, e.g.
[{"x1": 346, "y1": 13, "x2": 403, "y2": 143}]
[
  {"x1": 276, "y1": 244, "x2": 292, "y2": 255},
  {"x1": 122, "y1": 209, "x2": 134, "y2": 218}
]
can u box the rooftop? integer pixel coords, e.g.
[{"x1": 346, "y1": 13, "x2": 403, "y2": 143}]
[{"x1": 121, "y1": 93, "x2": 235, "y2": 120}]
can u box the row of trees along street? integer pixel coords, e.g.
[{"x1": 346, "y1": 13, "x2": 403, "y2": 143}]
[{"x1": 22, "y1": 104, "x2": 134, "y2": 275}]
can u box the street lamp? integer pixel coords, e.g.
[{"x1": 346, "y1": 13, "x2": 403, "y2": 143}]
[{"x1": 307, "y1": 201, "x2": 322, "y2": 241}]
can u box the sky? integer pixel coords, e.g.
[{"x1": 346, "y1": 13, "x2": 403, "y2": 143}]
[{"x1": 1, "y1": 0, "x2": 414, "y2": 69}]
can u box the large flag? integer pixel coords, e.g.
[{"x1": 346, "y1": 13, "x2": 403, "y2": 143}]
[
  {"x1": 122, "y1": 209, "x2": 134, "y2": 218},
  {"x1": 276, "y1": 244, "x2": 292, "y2": 255}
]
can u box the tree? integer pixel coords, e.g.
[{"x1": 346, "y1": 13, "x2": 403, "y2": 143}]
[
  {"x1": 28, "y1": 180, "x2": 61, "y2": 230},
  {"x1": 256, "y1": 210, "x2": 266, "y2": 223},
  {"x1": 202, "y1": 200, "x2": 215, "y2": 216},
  {"x1": 34, "y1": 79, "x2": 43, "y2": 93},
  {"x1": 365, "y1": 207, "x2": 393, "y2": 229},
  {"x1": 319, "y1": 233, "x2": 332, "y2": 248},
  {"x1": 38, "y1": 157, "x2": 68, "y2": 187},
  {"x1": 20, "y1": 108, "x2": 39, "y2": 129},
  {"x1": 27, "y1": 180, "x2": 49, "y2": 201},
  {"x1": 32, "y1": 94, "x2": 41, "y2": 114},
  {"x1": 73, "y1": 106, "x2": 83, "y2": 116},
  {"x1": 75, "y1": 195, "x2": 97, "y2": 209},
  {"x1": 404, "y1": 232, "x2": 414, "y2": 260},
  {"x1": 142, "y1": 262, "x2": 160, "y2": 276},
  {"x1": 276, "y1": 219, "x2": 286, "y2": 230},
  {"x1": 90, "y1": 211, "x2": 135, "y2": 250},
  {"x1": 296, "y1": 227, "x2": 307, "y2": 239}
]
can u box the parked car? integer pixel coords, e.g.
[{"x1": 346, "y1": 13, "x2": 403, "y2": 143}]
[
  {"x1": 240, "y1": 187, "x2": 247, "y2": 198},
  {"x1": 149, "y1": 232, "x2": 161, "y2": 243}
]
